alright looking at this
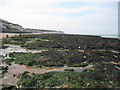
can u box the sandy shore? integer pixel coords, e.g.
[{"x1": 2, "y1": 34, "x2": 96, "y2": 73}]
[
  {"x1": 0, "y1": 33, "x2": 42, "y2": 39},
  {"x1": 0, "y1": 33, "x2": 19, "y2": 39}
]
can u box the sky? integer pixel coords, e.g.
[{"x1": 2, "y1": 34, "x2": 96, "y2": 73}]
[{"x1": 0, "y1": 0, "x2": 119, "y2": 35}]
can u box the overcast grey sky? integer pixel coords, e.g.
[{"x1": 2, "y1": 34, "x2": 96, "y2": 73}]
[{"x1": 0, "y1": 0, "x2": 119, "y2": 35}]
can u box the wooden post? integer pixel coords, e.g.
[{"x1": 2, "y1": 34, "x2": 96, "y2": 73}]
[{"x1": 6, "y1": 35, "x2": 9, "y2": 38}]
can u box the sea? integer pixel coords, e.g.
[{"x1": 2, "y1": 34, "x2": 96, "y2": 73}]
[
  {"x1": 68, "y1": 33, "x2": 120, "y2": 39},
  {"x1": 99, "y1": 34, "x2": 120, "y2": 39}
]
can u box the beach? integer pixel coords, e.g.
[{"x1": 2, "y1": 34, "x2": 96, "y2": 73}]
[{"x1": 0, "y1": 33, "x2": 43, "y2": 39}]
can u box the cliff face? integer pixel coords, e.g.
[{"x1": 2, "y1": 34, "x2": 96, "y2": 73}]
[
  {"x1": 0, "y1": 19, "x2": 25, "y2": 33},
  {"x1": 25, "y1": 28, "x2": 64, "y2": 33},
  {"x1": 0, "y1": 19, "x2": 64, "y2": 33}
]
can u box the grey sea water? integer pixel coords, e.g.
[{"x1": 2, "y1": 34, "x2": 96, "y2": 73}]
[{"x1": 100, "y1": 34, "x2": 120, "y2": 39}]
